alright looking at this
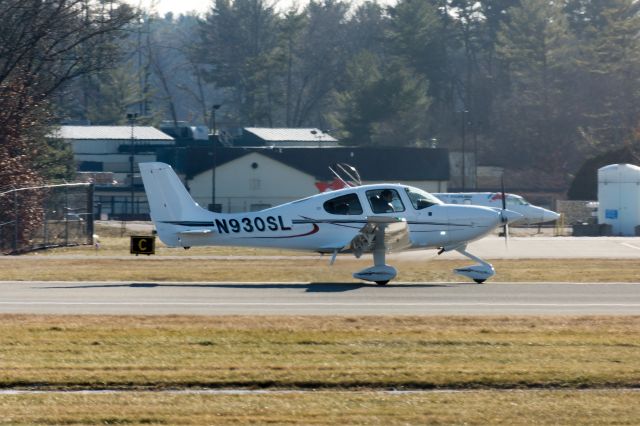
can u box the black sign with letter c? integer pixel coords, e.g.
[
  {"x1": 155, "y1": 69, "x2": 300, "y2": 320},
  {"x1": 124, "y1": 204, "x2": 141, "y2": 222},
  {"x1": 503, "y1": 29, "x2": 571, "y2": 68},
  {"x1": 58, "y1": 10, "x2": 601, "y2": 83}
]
[{"x1": 130, "y1": 236, "x2": 155, "y2": 255}]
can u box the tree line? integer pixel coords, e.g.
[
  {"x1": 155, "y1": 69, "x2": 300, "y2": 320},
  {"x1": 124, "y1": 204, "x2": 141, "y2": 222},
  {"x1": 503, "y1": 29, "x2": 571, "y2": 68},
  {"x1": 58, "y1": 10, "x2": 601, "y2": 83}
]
[{"x1": 4, "y1": 0, "x2": 640, "y2": 191}]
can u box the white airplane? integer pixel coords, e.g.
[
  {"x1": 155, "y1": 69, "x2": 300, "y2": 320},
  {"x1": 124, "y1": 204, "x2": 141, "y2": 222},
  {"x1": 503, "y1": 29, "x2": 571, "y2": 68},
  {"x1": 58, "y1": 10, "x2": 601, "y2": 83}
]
[
  {"x1": 139, "y1": 162, "x2": 522, "y2": 285},
  {"x1": 434, "y1": 193, "x2": 560, "y2": 225}
]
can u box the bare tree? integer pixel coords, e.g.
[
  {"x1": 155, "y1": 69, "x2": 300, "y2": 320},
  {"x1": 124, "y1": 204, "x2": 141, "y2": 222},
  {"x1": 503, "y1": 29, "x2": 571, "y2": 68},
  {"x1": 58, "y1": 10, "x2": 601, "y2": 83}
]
[
  {"x1": 0, "y1": 0, "x2": 136, "y2": 247},
  {"x1": 0, "y1": 0, "x2": 135, "y2": 99}
]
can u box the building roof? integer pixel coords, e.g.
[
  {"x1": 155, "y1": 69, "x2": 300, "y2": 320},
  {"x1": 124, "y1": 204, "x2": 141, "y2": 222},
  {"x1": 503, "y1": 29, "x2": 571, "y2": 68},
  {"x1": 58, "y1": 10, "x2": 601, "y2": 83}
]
[
  {"x1": 168, "y1": 146, "x2": 449, "y2": 182},
  {"x1": 243, "y1": 128, "x2": 338, "y2": 143},
  {"x1": 51, "y1": 126, "x2": 174, "y2": 141}
]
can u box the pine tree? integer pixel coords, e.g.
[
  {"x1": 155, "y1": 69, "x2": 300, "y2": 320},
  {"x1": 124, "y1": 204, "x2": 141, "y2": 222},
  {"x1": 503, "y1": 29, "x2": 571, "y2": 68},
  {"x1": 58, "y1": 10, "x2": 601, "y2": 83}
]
[
  {"x1": 330, "y1": 52, "x2": 430, "y2": 146},
  {"x1": 197, "y1": 0, "x2": 281, "y2": 125},
  {"x1": 492, "y1": 0, "x2": 577, "y2": 170},
  {"x1": 387, "y1": 0, "x2": 451, "y2": 140},
  {"x1": 568, "y1": 0, "x2": 640, "y2": 154}
]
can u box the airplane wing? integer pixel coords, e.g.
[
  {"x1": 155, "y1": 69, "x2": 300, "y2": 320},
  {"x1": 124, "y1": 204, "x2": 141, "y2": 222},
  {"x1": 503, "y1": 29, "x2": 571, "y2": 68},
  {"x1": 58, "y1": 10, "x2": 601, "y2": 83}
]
[{"x1": 349, "y1": 216, "x2": 412, "y2": 258}]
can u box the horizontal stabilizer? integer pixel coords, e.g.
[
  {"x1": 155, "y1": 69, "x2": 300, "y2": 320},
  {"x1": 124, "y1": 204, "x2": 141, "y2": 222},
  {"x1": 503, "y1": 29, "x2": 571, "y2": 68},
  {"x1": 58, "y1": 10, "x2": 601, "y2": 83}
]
[{"x1": 178, "y1": 230, "x2": 213, "y2": 235}]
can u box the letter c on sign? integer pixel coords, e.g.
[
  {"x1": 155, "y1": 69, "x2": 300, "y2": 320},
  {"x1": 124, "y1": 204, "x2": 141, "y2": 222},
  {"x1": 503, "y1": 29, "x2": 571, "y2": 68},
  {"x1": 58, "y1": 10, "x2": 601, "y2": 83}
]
[{"x1": 130, "y1": 236, "x2": 155, "y2": 255}]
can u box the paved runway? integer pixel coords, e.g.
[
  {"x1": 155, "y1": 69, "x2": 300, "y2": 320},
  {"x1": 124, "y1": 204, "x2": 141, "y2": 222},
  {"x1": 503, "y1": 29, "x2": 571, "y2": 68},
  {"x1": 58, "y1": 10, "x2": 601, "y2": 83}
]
[
  {"x1": 399, "y1": 236, "x2": 640, "y2": 260},
  {"x1": 1, "y1": 281, "x2": 639, "y2": 315}
]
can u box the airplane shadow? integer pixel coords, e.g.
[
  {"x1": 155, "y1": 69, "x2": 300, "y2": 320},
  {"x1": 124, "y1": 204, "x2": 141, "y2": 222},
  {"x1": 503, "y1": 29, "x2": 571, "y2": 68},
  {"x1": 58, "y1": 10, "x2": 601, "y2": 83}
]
[{"x1": 39, "y1": 282, "x2": 458, "y2": 293}]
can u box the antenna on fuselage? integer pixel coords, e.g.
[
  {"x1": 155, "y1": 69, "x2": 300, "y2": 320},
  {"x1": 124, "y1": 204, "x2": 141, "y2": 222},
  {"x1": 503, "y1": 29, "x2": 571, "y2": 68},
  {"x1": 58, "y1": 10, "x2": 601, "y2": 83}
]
[{"x1": 329, "y1": 163, "x2": 362, "y2": 188}]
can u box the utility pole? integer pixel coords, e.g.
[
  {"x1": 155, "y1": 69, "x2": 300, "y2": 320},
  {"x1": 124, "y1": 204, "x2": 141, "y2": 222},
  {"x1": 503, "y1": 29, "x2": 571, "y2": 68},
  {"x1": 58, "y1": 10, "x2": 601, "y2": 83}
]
[
  {"x1": 210, "y1": 104, "x2": 221, "y2": 212},
  {"x1": 127, "y1": 112, "x2": 138, "y2": 217},
  {"x1": 461, "y1": 110, "x2": 468, "y2": 191}
]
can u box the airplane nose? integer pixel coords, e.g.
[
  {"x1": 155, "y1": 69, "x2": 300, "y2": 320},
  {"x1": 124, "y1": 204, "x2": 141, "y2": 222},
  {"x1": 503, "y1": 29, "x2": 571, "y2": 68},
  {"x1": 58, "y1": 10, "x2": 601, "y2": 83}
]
[
  {"x1": 501, "y1": 209, "x2": 523, "y2": 224},
  {"x1": 542, "y1": 210, "x2": 561, "y2": 223}
]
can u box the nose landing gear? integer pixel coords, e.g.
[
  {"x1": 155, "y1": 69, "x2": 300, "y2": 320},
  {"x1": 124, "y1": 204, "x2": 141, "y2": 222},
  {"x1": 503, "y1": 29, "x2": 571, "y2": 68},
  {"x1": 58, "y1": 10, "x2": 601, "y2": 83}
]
[{"x1": 440, "y1": 245, "x2": 496, "y2": 284}]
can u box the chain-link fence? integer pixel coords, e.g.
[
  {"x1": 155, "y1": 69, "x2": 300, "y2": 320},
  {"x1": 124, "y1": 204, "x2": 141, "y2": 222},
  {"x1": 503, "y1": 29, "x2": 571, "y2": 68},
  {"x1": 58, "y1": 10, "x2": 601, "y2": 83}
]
[{"x1": 0, "y1": 183, "x2": 94, "y2": 254}]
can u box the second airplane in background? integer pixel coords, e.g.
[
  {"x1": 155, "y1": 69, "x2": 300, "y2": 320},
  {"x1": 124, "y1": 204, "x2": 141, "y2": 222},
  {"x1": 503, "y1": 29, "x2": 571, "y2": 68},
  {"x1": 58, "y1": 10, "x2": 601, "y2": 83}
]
[{"x1": 434, "y1": 192, "x2": 560, "y2": 225}]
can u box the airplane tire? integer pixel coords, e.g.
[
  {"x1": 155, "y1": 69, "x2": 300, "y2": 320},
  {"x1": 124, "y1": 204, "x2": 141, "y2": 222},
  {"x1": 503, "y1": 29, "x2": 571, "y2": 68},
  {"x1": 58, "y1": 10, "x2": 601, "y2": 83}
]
[
  {"x1": 375, "y1": 280, "x2": 390, "y2": 285},
  {"x1": 474, "y1": 279, "x2": 486, "y2": 284}
]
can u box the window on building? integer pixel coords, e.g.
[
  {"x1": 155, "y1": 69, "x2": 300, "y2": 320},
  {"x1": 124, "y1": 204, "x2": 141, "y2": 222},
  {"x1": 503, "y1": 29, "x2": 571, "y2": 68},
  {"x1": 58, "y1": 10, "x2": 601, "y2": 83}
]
[
  {"x1": 78, "y1": 161, "x2": 103, "y2": 172},
  {"x1": 249, "y1": 178, "x2": 261, "y2": 190},
  {"x1": 323, "y1": 193, "x2": 363, "y2": 215}
]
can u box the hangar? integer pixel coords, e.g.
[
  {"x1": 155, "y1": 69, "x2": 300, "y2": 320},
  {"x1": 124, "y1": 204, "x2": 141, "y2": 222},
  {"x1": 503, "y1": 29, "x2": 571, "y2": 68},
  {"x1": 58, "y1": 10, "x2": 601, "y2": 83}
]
[
  {"x1": 50, "y1": 125, "x2": 175, "y2": 218},
  {"x1": 168, "y1": 147, "x2": 450, "y2": 213}
]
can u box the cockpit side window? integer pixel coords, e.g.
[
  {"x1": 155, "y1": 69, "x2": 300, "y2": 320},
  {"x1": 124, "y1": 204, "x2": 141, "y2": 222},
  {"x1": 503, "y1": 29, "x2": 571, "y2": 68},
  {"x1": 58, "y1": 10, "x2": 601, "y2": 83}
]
[
  {"x1": 323, "y1": 193, "x2": 363, "y2": 215},
  {"x1": 507, "y1": 195, "x2": 529, "y2": 206},
  {"x1": 366, "y1": 189, "x2": 405, "y2": 213},
  {"x1": 404, "y1": 187, "x2": 442, "y2": 210}
]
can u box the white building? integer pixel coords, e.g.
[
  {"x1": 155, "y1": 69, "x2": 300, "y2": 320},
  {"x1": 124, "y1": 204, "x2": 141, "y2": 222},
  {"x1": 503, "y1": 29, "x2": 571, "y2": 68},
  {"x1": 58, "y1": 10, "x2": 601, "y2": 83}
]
[
  {"x1": 50, "y1": 125, "x2": 175, "y2": 218},
  {"x1": 52, "y1": 125, "x2": 174, "y2": 180},
  {"x1": 175, "y1": 147, "x2": 450, "y2": 213},
  {"x1": 235, "y1": 127, "x2": 339, "y2": 148}
]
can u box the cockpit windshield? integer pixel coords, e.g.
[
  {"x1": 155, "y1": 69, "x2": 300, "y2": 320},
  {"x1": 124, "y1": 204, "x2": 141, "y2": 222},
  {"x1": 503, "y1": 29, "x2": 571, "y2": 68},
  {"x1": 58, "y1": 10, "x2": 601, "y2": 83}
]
[
  {"x1": 404, "y1": 187, "x2": 443, "y2": 210},
  {"x1": 507, "y1": 195, "x2": 530, "y2": 206}
]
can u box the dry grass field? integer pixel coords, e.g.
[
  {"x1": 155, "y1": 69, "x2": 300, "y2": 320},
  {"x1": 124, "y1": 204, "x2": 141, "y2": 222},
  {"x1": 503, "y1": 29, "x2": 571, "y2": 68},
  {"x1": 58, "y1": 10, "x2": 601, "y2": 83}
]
[
  {"x1": 1, "y1": 315, "x2": 639, "y2": 390},
  {"x1": 1, "y1": 390, "x2": 639, "y2": 425},
  {"x1": 0, "y1": 315, "x2": 639, "y2": 424},
  {"x1": 3, "y1": 255, "x2": 640, "y2": 282}
]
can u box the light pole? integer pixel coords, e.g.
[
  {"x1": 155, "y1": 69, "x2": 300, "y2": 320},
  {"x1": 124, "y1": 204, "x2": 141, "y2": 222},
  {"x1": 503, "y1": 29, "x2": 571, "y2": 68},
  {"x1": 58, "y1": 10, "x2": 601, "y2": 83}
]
[
  {"x1": 210, "y1": 104, "x2": 221, "y2": 212},
  {"x1": 127, "y1": 112, "x2": 138, "y2": 217},
  {"x1": 210, "y1": 104, "x2": 221, "y2": 136},
  {"x1": 460, "y1": 110, "x2": 469, "y2": 191},
  {"x1": 473, "y1": 118, "x2": 478, "y2": 190}
]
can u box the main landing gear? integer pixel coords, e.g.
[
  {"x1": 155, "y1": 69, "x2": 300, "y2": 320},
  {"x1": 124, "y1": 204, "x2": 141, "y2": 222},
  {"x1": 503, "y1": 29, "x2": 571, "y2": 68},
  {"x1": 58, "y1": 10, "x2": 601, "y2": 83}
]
[
  {"x1": 353, "y1": 248, "x2": 397, "y2": 285},
  {"x1": 352, "y1": 223, "x2": 398, "y2": 285}
]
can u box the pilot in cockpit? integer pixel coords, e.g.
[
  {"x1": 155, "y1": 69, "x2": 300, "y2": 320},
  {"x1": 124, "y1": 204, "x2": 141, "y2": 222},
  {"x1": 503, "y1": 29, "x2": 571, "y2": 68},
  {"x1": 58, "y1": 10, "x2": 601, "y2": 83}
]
[{"x1": 371, "y1": 189, "x2": 395, "y2": 213}]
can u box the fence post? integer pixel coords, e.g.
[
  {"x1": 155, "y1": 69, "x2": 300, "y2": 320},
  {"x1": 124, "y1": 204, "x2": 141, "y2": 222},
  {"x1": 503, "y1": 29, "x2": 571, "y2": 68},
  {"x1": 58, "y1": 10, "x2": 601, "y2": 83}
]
[
  {"x1": 13, "y1": 189, "x2": 18, "y2": 253},
  {"x1": 43, "y1": 192, "x2": 48, "y2": 247},
  {"x1": 86, "y1": 183, "x2": 94, "y2": 244},
  {"x1": 64, "y1": 185, "x2": 69, "y2": 246}
]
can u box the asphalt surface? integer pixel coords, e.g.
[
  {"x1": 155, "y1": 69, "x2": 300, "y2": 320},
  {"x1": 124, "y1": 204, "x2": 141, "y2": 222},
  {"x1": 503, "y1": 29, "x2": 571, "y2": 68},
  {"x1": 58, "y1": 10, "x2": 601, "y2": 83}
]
[
  {"x1": 1, "y1": 281, "x2": 639, "y2": 315},
  {"x1": 402, "y1": 236, "x2": 640, "y2": 260}
]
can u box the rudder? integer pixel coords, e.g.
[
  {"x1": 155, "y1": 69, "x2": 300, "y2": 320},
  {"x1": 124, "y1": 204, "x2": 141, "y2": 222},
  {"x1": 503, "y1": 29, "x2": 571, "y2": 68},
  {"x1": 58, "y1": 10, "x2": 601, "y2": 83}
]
[{"x1": 139, "y1": 162, "x2": 212, "y2": 246}]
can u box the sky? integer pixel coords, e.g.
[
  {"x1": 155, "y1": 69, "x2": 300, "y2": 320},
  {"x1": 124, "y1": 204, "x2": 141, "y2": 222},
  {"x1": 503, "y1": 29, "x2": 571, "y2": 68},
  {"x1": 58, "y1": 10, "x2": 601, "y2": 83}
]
[
  {"x1": 136, "y1": 0, "x2": 210, "y2": 15},
  {"x1": 131, "y1": 0, "x2": 396, "y2": 17}
]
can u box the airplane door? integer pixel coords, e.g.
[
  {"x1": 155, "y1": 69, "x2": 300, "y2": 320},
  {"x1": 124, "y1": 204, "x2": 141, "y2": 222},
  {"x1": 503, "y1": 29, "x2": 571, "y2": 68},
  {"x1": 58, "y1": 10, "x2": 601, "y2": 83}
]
[
  {"x1": 401, "y1": 187, "x2": 450, "y2": 248},
  {"x1": 365, "y1": 189, "x2": 406, "y2": 215}
]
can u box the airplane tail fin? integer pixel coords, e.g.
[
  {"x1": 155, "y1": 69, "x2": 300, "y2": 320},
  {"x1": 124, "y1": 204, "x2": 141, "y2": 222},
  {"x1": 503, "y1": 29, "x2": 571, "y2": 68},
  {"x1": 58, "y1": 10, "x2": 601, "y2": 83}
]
[{"x1": 139, "y1": 162, "x2": 212, "y2": 246}]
